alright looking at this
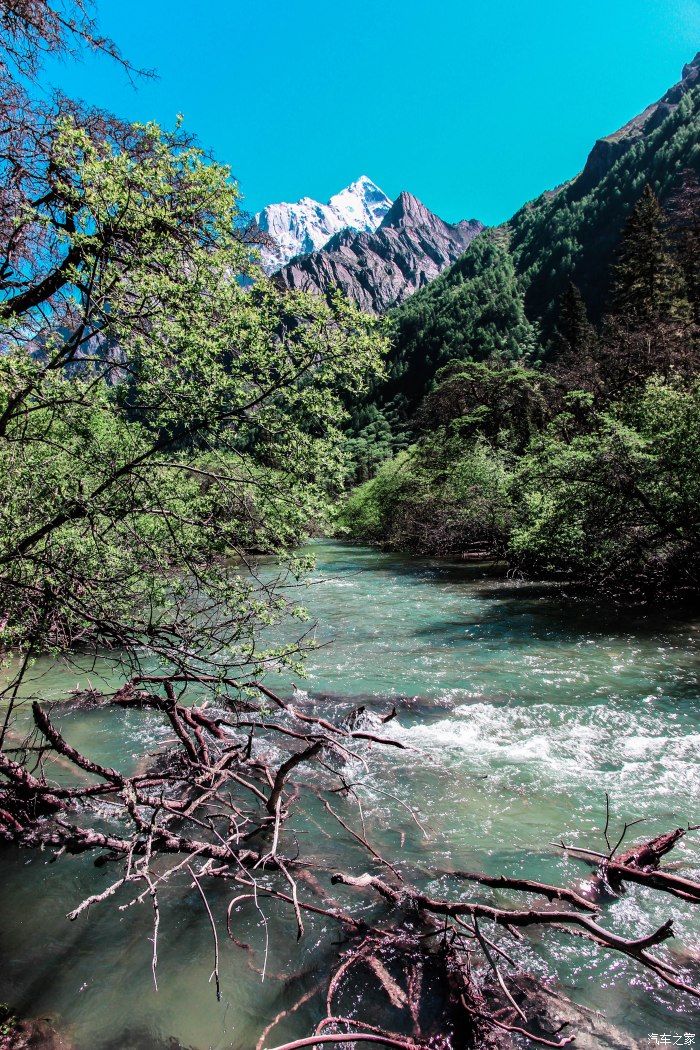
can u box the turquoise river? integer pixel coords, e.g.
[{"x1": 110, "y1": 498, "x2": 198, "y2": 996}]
[{"x1": 0, "y1": 541, "x2": 698, "y2": 1048}]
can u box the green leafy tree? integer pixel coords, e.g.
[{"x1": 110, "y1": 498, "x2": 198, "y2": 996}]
[
  {"x1": 339, "y1": 441, "x2": 514, "y2": 558},
  {"x1": 510, "y1": 379, "x2": 700, "y2": 596},
  {"x1": 0, "y1": 10, "x2": 386, "y2": 739},
  {"x1": 417, "y1": 360, "x2": 555, "y2": 453},
  {"x1": 0, "y1": 120, "x2": 384, "y2": 664}
]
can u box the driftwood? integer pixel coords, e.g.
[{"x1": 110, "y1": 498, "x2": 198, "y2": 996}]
[
  {"x1": 556, "y1": 826, "x2": 700, "y2": 903},
  {"x1": 1, "y1": 676, "x2": 699, "y2": 1049}
]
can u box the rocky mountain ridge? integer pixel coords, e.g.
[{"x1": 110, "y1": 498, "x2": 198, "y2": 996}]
[
  {"x1": 254, "y1": 175, "x2": 390, "y2": 273},
  {"x1": 574, "y1": 51, "x2": 700, "y2": 195},
  {"x1": 274, "y1": 190, "x2": 484, "y2": 314}
]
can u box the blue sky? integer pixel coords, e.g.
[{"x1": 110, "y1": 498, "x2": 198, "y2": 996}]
[{"x1": 44, "y1": 0, "x2": 700, "y2": 225}]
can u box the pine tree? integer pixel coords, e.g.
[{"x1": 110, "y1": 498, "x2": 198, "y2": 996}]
[
  {"x1": 599, "y1": 186, "x2": 699, "y2": 392},
  {"x1": 551, "y1": 283, "x2": 600, "y2": 391},
  {"x1": 612, "y1": 185, "x2": 690, "y2": 323},
  {"x1": 666, "y1": 170, "x2": 700, "y2": 323},
  {"x1": 552, "y1": 283, "x2": 596, "y2": 357}
]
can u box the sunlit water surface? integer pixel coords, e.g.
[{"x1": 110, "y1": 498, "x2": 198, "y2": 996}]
[{"x1": 1, "y1": 541, "x2": 698, "y2": 1048}]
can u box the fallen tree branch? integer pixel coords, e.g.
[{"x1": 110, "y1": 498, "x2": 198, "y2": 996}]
[{"x1": 3, "y1": 678, "x2": 699, "y2": 1049}]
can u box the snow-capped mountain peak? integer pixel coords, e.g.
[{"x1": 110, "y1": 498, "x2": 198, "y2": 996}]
[
  {"x1": 328, "y1": 176, "x2": 390, "y2": 231},
  {"x1": 254, "y1": 176, "x2": 391, "y2": 273}
]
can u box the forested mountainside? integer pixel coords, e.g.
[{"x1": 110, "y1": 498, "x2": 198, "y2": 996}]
[
  {"x1": 383, "y1": 54, "x2": 699, "y2": 408},
  {"x1": 341, "y1": 54, "x2": 700, "y2": 601},
  {"x1": 342, "y1": 175, "x2": 700, "y2": 598},
  {"x1": 274, "y1": 191, "x2": 483, "y2": 314},
  {"x1": 512, "y1": 52, "x2": 700, "y2": 326}
]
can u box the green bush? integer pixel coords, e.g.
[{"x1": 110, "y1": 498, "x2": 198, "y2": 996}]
[
  {"x1": 510, "y1": 379, "x2": 700, "y2": 596},
  {"x1": 339, "y1": 441, "x2": 514, "y2": 558}
]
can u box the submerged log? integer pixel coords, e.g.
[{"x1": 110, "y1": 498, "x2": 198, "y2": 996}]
[{"x1": 556, "y1": 827, "x2": 700, "y2": 904}]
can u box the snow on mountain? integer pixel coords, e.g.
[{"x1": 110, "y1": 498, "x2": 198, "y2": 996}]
[
  {"x1": 254, "y1": 176, "x2": 391, "y2": 273},
  {"x1": 275, "y1": 191, "x2": 484, "y2": 314},
  {"x1": 327, "y1": 176, "x2": 391, "y2": 234}
]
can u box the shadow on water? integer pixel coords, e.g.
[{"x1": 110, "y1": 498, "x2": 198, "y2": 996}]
[
  {"x1": 399, "y1": 585, "x2": 700, "y2": 657},
  {"x1": 99, "y1": 1032, "x2": 197, "y2": 1050},
  {"x1": 309, "y1": 540, "x2": 507, "y2": 581},
  {"x1": 320, "y1": 540, "x2": 700, "y2": 624},
  {"x1": 410, "y1": 600, "x2": 700, "y2": 644}
]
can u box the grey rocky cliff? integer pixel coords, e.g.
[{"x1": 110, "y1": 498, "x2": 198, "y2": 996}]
[{"x1": 273, "y1": 191, "x2": 484, "y2": 314}]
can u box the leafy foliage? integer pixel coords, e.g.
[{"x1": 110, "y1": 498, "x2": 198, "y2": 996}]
[
  {"x1": 416, "y1": 360, "x2": 555, "y2": 453},
  {"x1": 340, "y1": 442, "x2": 514, "y2": 558},
  {"x1": 340, "y1": 362, "x2": 551, "y2": 557},
  {"x1": 511, "y1": 380, "x2": 700, "y2": 596},
  {"x1": 0, "y1": 12, "x2": 386, "y2": 673}
]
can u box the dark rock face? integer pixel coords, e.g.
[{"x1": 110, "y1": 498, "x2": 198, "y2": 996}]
[
  {"x1": 576, "y1": 52, "x2": 700, "y2": 195},
  {"x1": 274, "y1": 191, "x2": 484, "y2": 314}
]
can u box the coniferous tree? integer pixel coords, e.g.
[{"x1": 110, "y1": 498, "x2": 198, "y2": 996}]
[
  {"x1": 599, "y1": 186, "x2": 697, "y2": 390},
  {"x1": 552, "y1": 284, "x2": 593, "y2": 354},
  {"x1": 550, "y1": 283, "x2": 600, "y2": 391},
  {"x1": 666, "y1": 170, "x2": 700, "y2": 323},
  {"x1": 612, "y1": 184, "x2": 689, "y2": 324}
]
